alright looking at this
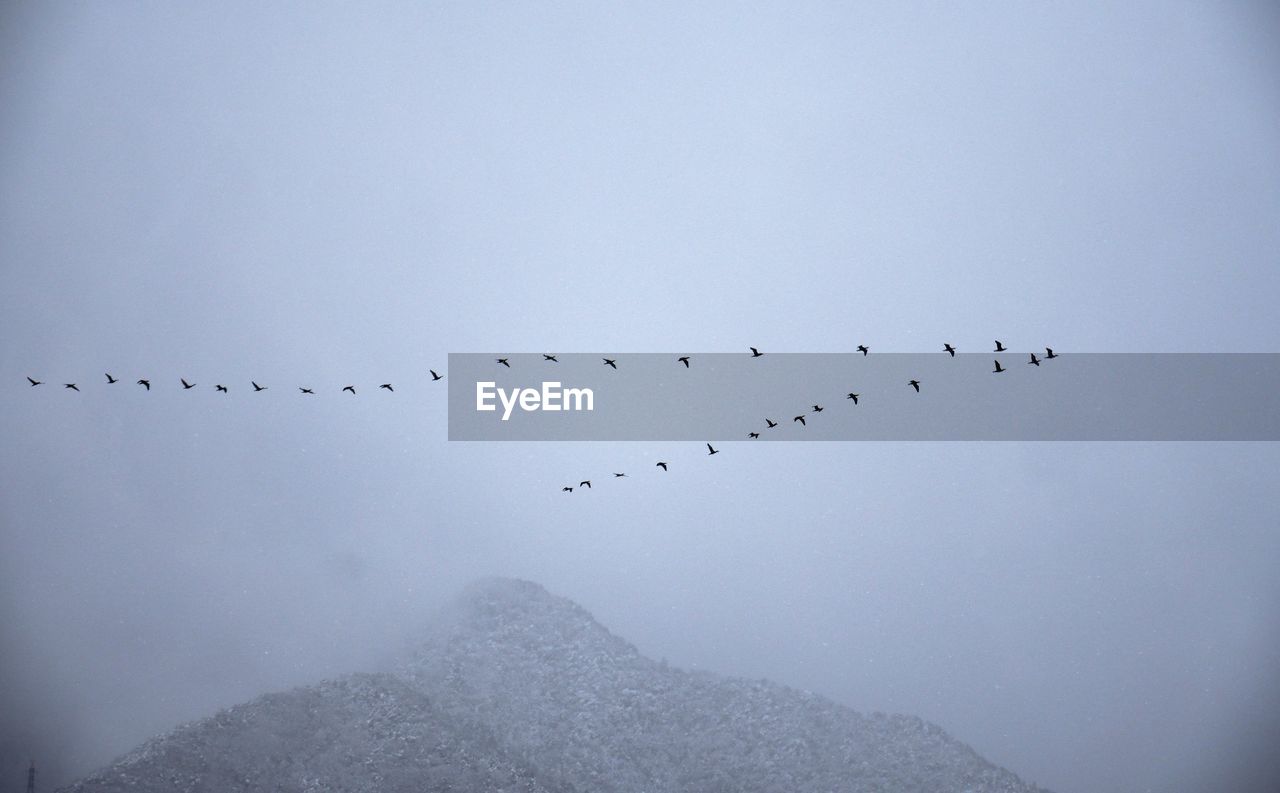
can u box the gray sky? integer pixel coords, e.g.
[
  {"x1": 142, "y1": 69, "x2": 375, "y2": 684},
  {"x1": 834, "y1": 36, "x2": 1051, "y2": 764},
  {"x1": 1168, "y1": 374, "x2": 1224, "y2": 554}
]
[{"x1": 2, "y1": 2, "x2": 1279, "y2": 792}]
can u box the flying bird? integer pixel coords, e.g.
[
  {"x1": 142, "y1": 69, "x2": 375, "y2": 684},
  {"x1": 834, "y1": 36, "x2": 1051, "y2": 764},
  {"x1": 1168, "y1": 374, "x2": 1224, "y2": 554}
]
[
  {"x1": 794, "y1": 415, "x2": 806, "y2": 426},
  {"x1": 562, "y1": 486, "x2": 573, "y2": 493},
  {"x1": 909, "y1": 380, "x2": 920, "y2": 392},
  {"x1": 603, "y1": 358, "x2": 617, "y2": 369},
  {"x1": 944, "y1": 343, "x2": 956, "y2": 357},
  {"x1": 857, "y1": 345, "x2": 869, "y2": 356},
  {"x1": 846, "y1": 393, "x2": 859, "y2": 404},
  {"x1": 430, "y1": 370, "x2": 443, "y2": 381},
  {"x1": 252, "y1": 381, "x2": 267, "y2": 391},
  {"x1": 181, "y1": 378, "x2": 196, "y2": 389},
  {"x1": 379, "y1": 383, "x2": 393, "y2": 392},
  {"x1": 543, "y1": 354, "x2": 558, "y2": 362},
  {"x1": 1028, "y1": 353, "x2": 1041, "y2": 367},
  {"x1": 63, "y1": 383, "x2": 79, "y2": 391},
  {"x1": 993, "y1": 360, "x2": 1005, "y2": 373},
  {"x1": 656, "y1": 462, "x2": 668, "y2": 471},
  {"x1": 765, "y1": 418, "x2": 778, "y2": 428},
  {"x1": 1045, "y1": 347, "x2": 1058, "y2": 359},
  {"x1": 678, "y1": 356, "x2": 690, "y2": 368},
  {"x1": 300, "y1": 387, "x2": 314, "y2": 394},
  {"x1": 136, "y1": 379, "x2": 150, "y2": 390},
  {"x1": 215, "y1": 385, "x2": 228, "y2": 393},
  {"x1": 706, "y1": 443, "x2": 719, "y2": 455},
  {"x1": 613, "y1": 473, "x2": 626, "y2": 478},
  {"x1": 26, "y1": 377, "x2": 42, "y2": 386},
  {"x1": 995, "y1": 340, "x2": 1007, "y2": 352},
  {"x1": 749, "y1": 347, "x2": 763, "y2": 357},
  {"x1": 580, "y1": 480, "x2": 592, "y2": 488},
  {"x1": 497, "y1": 358, "x2": 510, "y2": 367},
  {"x1": 105, "y1": 373, "x2": 117, "y2": 383},
  {"x1": 812, "y1": 404, "x2": 824, "y2": 412},
  {"x1": 342, "y1": 385, "x2": 356, "y2": 394},
  {"x1": 748, "y1": 432, "x2": 760, "y2": 439}
]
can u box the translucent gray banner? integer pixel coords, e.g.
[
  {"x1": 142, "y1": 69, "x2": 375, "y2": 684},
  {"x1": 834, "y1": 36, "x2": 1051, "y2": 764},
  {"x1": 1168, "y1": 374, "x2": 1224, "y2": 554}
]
[{"x1": 447, "y1": 353, "x2": 1280, "y2": 441}]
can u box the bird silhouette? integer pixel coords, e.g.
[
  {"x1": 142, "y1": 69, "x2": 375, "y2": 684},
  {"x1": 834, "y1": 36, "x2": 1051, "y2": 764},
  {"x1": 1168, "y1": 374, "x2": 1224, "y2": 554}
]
[
  {"x1": 794, "y1": 415, "x2": 806, "y2": 426},
  {"x1": 300, "y1": 387, "x2": 315, "y2": 394},
  {"x1": 656, "y1": 462, "x2": 668, "y2": 471},
  {"x1": 216, "y1": 385, "x2": 228, "y2": 393},
  {"x1": 1028, "y1": 353, "x2": 1041, "y2": 367},
  {"x1": 812, "y1": 404, "x2": 824, "y2": 412},
  {"x1": 181, "y1": 379, "x2": 196, "y2": 389},
  {"x1": 707, "y1": 443, "x2": 719, "y2": 455},
  {"x1": 497, "y1": 358, "x2": 510, "y2": 367},
  {"x1": 678, "y1": 356, "x2": 690, "y2": 368},
  {"x1": 64, "y1": 383, "x2": 79, "y2": 391},
  {"x1": 26, "y1": 377, "x2": 41, "y2": 386},
  {"x1": 562, "y1": 486, "x2": 573, "y2": 493},
  {"x1": 909, "y1": 380, "x2": 920, "y2": 392},
  {"x1": 613, "y1": 473, "x2": 626, "y2": 478},
  {"x1": 748, "y1": 432, "x2": 760, "y2": 439},
  {"x1": 1045, "y1": 347, "x2": 1058, "y2": 359},
  {"x1": 252, "y1": 381, "x2": 267, "y2": 391},
  {"x1": 765, "y1": 418, "x2": 778, "y2": 428},
  {"x1": 379, "y1": 383, "x2": 393, "y2": 392},
  {"x1": 995, "y1": 340, "x2": 1007, "y2": 352},
  {"x1": 137, "y1": 379, "x2": 150, "y2": 390},
  {"x1": 430, "y1": 370, "x2": 443, "y2": 381},
  {"x1": 993, "y1": 360, "x2": 1005, "y2": 373},
  {"x1": 342, "y1": 385, "x2": 356, "y2": 394},
  {"x1": 857, "y1": 345, "x2": 869, "y2": 356},
  {"x1": 603, "y1": 358, "x2": 617, "y2": 369},
  {"x1": 846, "y1": 393, "x2": 859, "y2": 404},
  {"x1": 543, "y1": 354, "x2": 558, "y2": 362},
  {"x1": 105, "y1": 373, "x2": 117, "y2": 383},
  {"x1": 749, "y1": 347, "x2": 763, "y2": 357},
  {"x1": 580, "y1": 480, "x2": 592, "y2": 488},
  {"x1": 944, "y1": 344, "x2": 956, "y2": 357}
]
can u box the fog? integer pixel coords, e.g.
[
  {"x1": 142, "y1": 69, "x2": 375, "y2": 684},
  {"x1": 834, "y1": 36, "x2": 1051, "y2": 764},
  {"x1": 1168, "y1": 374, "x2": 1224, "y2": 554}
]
[{"x1": 2, "y1": 2, "x2": 1279, "y2": 792}]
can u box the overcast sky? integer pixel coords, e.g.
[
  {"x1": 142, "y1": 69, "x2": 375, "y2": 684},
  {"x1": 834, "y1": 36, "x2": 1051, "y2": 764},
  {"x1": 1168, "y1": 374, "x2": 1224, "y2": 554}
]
[{"x1": 2, "y1": 2, "x2": 1279, "y2": 792}]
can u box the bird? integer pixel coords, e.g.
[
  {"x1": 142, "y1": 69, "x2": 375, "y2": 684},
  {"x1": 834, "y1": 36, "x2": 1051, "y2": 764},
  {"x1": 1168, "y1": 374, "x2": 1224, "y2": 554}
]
[
  {"x1": 342, "y1": 385, "x2": 356, "y2": 394},
  {"x1": 748, "y1": 432, "x2": 760, "y2": 439},
  {"x1": 846, "y1": 393, "x2": 859, "y2": 404},
  {"x1": 749, "y1": 347, "x2": 763, "y2": 357},
  {"x1": 497, "y1": 358, "x2": 510, "y2": 367},
  {"x1": 543, "y1": 354, "x2": 558, "y2": 362},
  {"x1": 181, "y1": 378, "x2": 196, "y2": 389},
  {"x1": 909, "y1": 380, "x2": 920, "y2": 392},
  {"x1": 656, "y1": 462, "x2": 668, "y2": 471},
  {"x1": 677, "y1": 356, "x2": 690, "y2": 368},
  {"x1": 944, "y1": 343, "x2": 956, "y2": 357},
  {"x1": 765, "y1": 418, "x2": 778, "y2": 428},
  {"x1": 252, "y1": 381, "x2": 267, "y2": 391},
  {"x1": 995, "y1": 340, "x2": 1007, "y2": 352},
  {"x1": 430, "y1": 370, "x2": 443, "y2": 381},
  {"x1": 794, "y1": 415, "x2": 806, "y2": 426},
  {"x1": 613, "y1": 473, "x2": 626, "y2": 478},
  {"x1": 993, "y1": 360, "x2": 1005, "y2": 373},
  {"x1": 64, "y1": 383, "x2": 79, "y2": 391},
  {"x1": 603, "y1": 358, "x2": 617, "y2": 369},
  {"x1": 136, "y1": 379, "x2": 150, "y2": 390},
  {"x1": 707, "y1": 443, "x2": 719, "y2": 455},
  {"x1": 812, "y1": 404, "x2": 824, "y2": 412},
  {"x1": 580, "y1": 480, "x2": 592, "y2": 488},
  {"x1": 379, "y1": 383, "x2": 393, "y2": 392},
  {"x1": 299, "y1": 387, "x2": 314, "y2": 394},
  {"x1": 26, "y1": 377, "x2": 41, "y2": 386},
  {"x1": 1028, "y1": 353, "x2": 1040, "y2": 367},
  {"x1": 562, "y1": 486, "x2": 573, "y2": 493},
  {"x1": 1045, "y1": 347, "x2": 1058, "y2": 359},
  {"x1": 857, "y1": 345, "x2": 869, "y2": 356},
  {"x1": 105, "y1": 373, "x2": 117, "y2": 383},
  {"x1": 215, "y1": 384, "x2": 228, "y2": 393}
]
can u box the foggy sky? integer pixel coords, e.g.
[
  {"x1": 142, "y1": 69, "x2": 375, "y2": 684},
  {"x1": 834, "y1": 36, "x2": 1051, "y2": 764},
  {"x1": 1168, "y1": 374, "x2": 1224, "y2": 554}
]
[{"x1": 2, "y1": 3, "x2": 1279, "y2": 792}]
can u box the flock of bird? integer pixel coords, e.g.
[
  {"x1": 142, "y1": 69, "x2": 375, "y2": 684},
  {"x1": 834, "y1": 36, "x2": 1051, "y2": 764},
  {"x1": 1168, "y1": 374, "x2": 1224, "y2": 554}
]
[{"x1": 22, "y1": 343, "x2": 1060, "y2": 494}]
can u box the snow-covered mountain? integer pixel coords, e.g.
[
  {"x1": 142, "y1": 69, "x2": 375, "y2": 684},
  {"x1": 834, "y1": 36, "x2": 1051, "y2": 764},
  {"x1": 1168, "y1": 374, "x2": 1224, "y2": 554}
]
[{"x1": 62, "y1": 578, "x2": 1049, "y2": 792}]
